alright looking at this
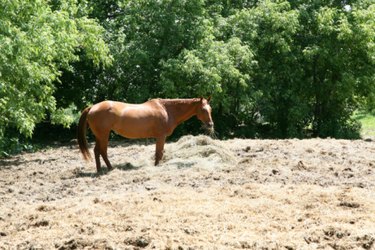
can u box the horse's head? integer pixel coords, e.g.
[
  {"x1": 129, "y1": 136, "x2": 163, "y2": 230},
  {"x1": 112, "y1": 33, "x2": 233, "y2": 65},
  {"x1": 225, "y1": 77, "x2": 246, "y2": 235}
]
[{"x1": 196, "y1": 97, "x2": 214, "y2": 133}]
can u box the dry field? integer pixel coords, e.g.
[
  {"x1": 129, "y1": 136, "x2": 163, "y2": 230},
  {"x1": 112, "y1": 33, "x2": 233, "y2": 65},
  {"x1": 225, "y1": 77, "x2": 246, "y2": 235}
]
[{"x1": 0, "y1": 135, "x2": 374, "y2": 249}]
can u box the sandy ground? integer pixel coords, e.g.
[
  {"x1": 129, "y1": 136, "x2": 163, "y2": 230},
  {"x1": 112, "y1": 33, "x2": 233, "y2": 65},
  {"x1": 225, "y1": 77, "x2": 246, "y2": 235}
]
[{"x1": 0, "y1": 135, "x2": 374, "y2": 249}]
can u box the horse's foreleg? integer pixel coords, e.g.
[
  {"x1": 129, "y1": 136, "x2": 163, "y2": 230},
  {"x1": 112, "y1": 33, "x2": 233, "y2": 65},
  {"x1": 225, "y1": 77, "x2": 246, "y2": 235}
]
[{"x1": 155, "y1": 136, "x2": 166, "y2": 166}]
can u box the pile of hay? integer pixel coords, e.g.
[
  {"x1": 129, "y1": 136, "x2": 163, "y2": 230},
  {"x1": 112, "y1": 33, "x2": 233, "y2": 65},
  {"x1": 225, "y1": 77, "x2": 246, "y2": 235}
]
[{"x1": 163, "y1": 135, "x2": 236, "y2": 168}]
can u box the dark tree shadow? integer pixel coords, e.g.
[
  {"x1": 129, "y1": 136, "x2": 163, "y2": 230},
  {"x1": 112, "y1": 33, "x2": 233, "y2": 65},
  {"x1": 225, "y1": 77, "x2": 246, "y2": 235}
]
[
  {"x1": 0, "y1": 158, "x2": 24, "y2": 169},
  {"x1": 0, "y1": 157, "x2": 59, "y2": 170}
]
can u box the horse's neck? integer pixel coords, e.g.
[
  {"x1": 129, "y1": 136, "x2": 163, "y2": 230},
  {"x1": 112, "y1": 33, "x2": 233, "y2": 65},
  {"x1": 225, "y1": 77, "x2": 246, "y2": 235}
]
[{"x1": 161, "y1": 99, "x2": 199, "y2": 125}]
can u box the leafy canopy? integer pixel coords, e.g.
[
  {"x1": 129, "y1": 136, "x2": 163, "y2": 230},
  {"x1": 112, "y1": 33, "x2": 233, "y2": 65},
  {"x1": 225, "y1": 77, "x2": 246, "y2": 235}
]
[{"x1": 0, "y1": 0, "x2": 111, "y2": 141}]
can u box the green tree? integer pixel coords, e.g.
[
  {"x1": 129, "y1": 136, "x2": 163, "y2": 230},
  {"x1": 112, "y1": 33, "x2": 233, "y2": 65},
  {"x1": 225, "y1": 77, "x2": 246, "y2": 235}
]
[
  {"x1": 0, "y1": 0, "x2": 111, "y2": 153},
  {"x1": 160, "y1": 37, "x2": 257, "y2": 136},
  {"x1": 221, "y1": 0, "x2": 306, "y2": 137},
  {"x1": 298, "y1": 1, "x2": 375, "y2": 137},
  {"x1": 98, "y1": 0, "x2": 209, "y2": 103},
  {"x1": 3, "y1": 0, "x2": 374, "y2": 152},
  {"x1": 217, "y1": 0, "x2": 375, "y2": 138}
]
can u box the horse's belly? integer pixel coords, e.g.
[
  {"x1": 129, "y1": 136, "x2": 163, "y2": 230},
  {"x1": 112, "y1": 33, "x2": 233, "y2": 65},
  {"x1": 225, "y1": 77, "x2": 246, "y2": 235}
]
[{"x1": 112, "y1": 117, "x2": 160, "y2": 139}]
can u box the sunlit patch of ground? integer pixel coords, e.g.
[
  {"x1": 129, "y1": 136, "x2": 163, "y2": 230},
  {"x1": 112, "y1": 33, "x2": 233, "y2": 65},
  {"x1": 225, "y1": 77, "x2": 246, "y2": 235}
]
[{"x1": 1, "y1": 135, "x2": 374, "y2": 249}]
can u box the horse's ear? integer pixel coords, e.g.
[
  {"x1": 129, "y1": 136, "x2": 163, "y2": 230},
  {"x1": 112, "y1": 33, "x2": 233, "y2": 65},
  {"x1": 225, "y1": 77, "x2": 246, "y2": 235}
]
[
  {"x1": 199, "y1": 97, "x2": 203, "y2": 102},
  {"x1": 207, "y1": 96, "x2": 211, "y2": 102}
]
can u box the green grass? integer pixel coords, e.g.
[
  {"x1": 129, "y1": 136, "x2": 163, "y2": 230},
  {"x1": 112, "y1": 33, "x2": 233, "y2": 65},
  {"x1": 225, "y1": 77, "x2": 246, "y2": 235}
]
[{"x1": 353, "y1": 111, "x2": 375, "y2": 138}]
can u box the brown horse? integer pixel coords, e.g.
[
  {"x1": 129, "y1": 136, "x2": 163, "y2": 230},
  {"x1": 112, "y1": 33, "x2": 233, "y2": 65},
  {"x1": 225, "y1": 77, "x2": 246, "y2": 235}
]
[{"x1": 77, "y1": 97, "x2": 214, "y2": 172}]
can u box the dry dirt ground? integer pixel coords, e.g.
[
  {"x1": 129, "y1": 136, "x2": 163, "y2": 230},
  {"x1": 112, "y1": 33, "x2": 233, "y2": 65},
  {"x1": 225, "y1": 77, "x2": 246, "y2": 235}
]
[{"x1": 0, "y1": 135, "x2": 375, "y2": 249}]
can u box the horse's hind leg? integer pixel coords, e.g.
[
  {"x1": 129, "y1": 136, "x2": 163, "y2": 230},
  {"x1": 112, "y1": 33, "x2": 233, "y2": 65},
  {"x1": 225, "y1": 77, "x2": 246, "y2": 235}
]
[
  {"x1": 101, "y1": 145, "x2": 113, "y2": 171},
  {"x1": 94, "y1": 143, "x2": 102, "y2": 172},
  {"x1": 96, "y1": 132, "x2": 113, "y2": 171}
]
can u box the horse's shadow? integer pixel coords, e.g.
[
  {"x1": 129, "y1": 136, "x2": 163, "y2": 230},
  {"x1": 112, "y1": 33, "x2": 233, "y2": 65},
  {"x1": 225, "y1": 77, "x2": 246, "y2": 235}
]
[
  {"x1": 116, "y1": 162, "x2": 141, "y2": 171},
  {"x1": 74, "y1": 162, "x2": 141, "y2": 178}
]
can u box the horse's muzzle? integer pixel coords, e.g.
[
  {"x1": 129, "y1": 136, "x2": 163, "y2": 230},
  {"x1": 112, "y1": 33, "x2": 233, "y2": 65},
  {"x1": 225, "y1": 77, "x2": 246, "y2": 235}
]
[{"x1": 204, "y1": 122, "x2": 215, "y2": 135}]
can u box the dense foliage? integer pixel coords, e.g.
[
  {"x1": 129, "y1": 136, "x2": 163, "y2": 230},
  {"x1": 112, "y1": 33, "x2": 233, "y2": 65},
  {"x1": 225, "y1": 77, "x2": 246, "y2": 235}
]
[
  {"x1": 1, "y1": 0, "x2": 374, "y2": 154},
  {"x1": 0, "y1": 0, "x2": 111, "y2": 154}
]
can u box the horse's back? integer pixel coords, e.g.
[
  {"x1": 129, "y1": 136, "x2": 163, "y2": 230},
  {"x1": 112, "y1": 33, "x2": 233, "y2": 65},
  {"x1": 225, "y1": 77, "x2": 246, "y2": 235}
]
[
  {"x1": 88, "y1": 100, "x2": 167, "y2": 138},
  {"x1": 116, "y1": 100, "x2": 168, "y2": 138}
]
